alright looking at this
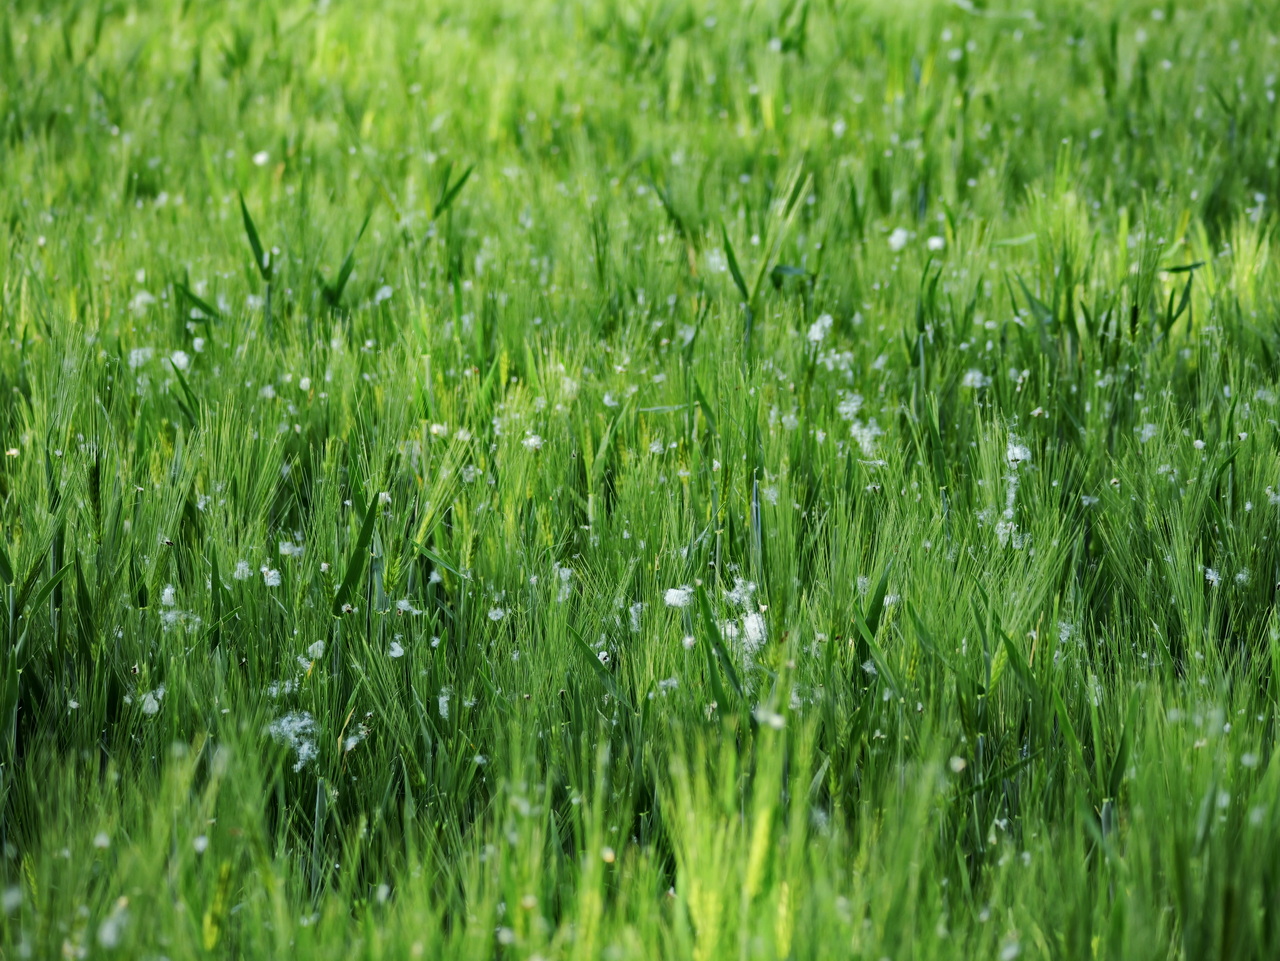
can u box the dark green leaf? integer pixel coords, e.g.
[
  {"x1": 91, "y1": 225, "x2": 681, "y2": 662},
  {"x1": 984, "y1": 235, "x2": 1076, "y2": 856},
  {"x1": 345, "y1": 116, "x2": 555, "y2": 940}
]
[
  {"x1": 28, "y1": 562, "x2": 72, "y2": 614},
  {"x1": 433, "y1": 163, "x2": 474, "y2": 219},
  {"x1": 239, "y1": 192, "x2": 271, "y2": 280},
  {"x1": 174, "y1": 282, "x2": 223, "y2": 323},
  {"x1": 721, "y1": 224, "x2": 750, "y2": 303},
  {"x1": 696, "y1": 583, "x2": 743, "y2": 704},
  {"x1": 332, "y1": 497, "x2": 379, "y2": 616}
]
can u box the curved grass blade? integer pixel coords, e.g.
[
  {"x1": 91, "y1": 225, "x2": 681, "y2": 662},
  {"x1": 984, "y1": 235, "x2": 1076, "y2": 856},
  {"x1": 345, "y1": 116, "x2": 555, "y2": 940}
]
[
  {"x1": 862, "y1": 559, "x2": 893, "y2": 638},
  {"x1": 696, "y1": 583, "x2": 743, "y2": 704},
  {"x1": 413, "y1": 543, "x2": 462, "y2": 581},
  {"x1": 322, "y1": 211, "x2": 373, "y2": 309},
  {"x1": 721, "y1": 224, "x2": 749, "y2": 303},
  {"x1": 238, "y1": 192, "x2": 271, "y2": 280},
  {"x1": 171, "y1": 361, "x2": 201, "y2": 428},
  {"x1": 432, "y1": 163, "x2": 474, "y2": 219},
  {"x1": 175, "y1": 282, "x2": 223, "y2": 324},
  {"x1": 332, "y1": 498, "x2": 378, "y2": 616},
  {"x1": 569, "y1": 625, "x2": 631, "y2": 712}
]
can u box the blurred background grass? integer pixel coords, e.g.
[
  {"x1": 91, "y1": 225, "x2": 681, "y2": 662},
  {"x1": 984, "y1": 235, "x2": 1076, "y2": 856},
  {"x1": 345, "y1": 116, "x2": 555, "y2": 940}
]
[{"x1": 4, "y1": 1, "x2": 1280, "y2": 958}]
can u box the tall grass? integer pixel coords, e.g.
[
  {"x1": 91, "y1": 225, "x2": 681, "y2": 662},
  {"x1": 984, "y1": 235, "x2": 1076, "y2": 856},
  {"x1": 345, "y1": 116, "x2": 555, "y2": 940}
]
[{"x1": 3, "y1": 0, "x2": 1280, "y2": 957}]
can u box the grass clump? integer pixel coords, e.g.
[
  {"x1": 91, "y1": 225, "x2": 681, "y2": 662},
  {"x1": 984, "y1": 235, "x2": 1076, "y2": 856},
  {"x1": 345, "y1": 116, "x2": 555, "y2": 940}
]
[{"x1": 4, "y1": 0, "x2": 1280, "y2": 957}]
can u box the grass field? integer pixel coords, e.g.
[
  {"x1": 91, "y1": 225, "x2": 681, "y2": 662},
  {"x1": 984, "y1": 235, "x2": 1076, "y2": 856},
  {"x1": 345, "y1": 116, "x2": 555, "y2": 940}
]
[{"x1": 4, "y1": 0, "x2": 1280, "y2": 957}]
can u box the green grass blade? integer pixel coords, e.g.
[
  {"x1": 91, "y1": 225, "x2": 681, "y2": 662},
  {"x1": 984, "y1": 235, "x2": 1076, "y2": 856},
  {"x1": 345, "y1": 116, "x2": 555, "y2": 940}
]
[
  {"x1": 432, "y1": 163, "x2": 474, "y2": 219},
  {"x1": 238, "y1": 192, "x2": 271, "y2": 280},
  {"x1": 332, "y1": 498, "x2": 379, "y2": 617}
]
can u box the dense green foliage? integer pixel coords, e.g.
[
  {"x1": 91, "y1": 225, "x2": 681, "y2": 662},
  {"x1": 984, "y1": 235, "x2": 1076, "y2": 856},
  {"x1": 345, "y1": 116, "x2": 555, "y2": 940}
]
[{"x1": 4, "y1": 0, "x2": 1280, "y2": 957}]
